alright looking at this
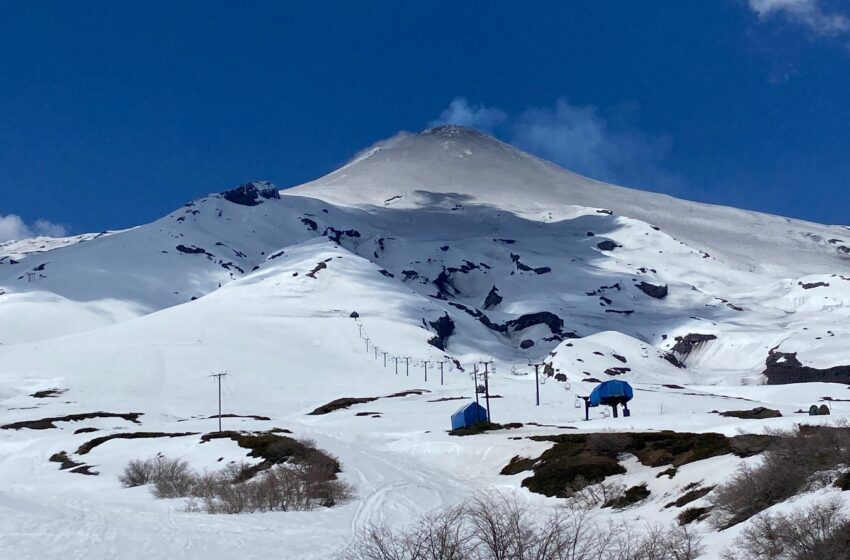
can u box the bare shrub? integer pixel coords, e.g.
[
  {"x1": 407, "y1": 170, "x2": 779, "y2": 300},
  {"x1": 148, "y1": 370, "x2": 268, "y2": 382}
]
[
  {"x1": 710, "y1": 425, "x2": 850, "y2": 528},
  {"x1": 341, "y1": 492, "x2": 703, "y2": 560},
  {"x1": 119, "y1": 441, "x2": 355, "y2": 514},
  {"x1": 722, "y1": 497, "x2": 850, "y2": 560},
  {"x1": 564, "y1": 477, "x2": 626, "y2": 510}
]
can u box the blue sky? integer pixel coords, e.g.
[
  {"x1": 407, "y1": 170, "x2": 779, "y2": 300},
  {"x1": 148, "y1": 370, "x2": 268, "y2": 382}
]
[{"x1": 1, "y1": 1, "x2": 850, "y2": 239}]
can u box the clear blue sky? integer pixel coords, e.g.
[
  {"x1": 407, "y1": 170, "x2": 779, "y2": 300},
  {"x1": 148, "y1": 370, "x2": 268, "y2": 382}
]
[{"x1": 1, "y1": 1, "x2": 849, "y2": 238}]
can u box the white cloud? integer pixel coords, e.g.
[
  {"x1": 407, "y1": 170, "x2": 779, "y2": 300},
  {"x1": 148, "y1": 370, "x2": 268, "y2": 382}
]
[
  {"x1": 430, "y1": 98, "x2": 507, "y2": 133},
  {"x1": 749, "y1": 0, "x2": 850, "y2": 36},
  {"x1": 0, "y1": 213, "x2": 67, "y2": 242},
  {"x1": 430, "y1": 97, "x2": 680, "y2": 192}
]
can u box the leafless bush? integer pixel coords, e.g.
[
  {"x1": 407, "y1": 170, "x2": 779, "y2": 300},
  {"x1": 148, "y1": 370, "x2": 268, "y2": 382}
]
[
  {"x1": 119, "y1": 455, "x2": 192, "y2": 494},
  {"x1": 721, "y1": 497, "x2": 850, "y2": 560},
  {"x1": 710, "y1": 425, "x2": 850, "y2": 528},
  {"x1": 564, "y1": 477, "x2": 626, "y2": 510},
  {"x1": 341, "y1": 493, "x2": 703, "y2": 560},
  {"x1": 120, "y1": 453, "x2": 354, "y2": 514}
]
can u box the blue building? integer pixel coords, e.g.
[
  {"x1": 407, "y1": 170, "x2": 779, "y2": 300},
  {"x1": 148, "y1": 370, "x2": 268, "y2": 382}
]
[
  {"x1": 581, "y1": 380, "x2": 634, "y2": 420},
  {"x1": 451, "y1": 401, "x2": 489, "y2": 430}
]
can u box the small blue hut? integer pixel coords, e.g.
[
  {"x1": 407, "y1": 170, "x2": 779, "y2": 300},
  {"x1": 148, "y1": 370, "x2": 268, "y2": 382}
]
[{"x1": 451, "y1": 401, "x2": 489, "y2": 430}]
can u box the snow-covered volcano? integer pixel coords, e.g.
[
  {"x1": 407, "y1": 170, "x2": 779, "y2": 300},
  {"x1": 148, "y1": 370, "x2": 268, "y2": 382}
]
[{"x1": 1, "y1": 126, "x2": 849, "y2": 559}]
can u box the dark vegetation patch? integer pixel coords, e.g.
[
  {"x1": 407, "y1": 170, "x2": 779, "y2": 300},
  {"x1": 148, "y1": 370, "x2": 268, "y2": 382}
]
[
  {"x1": 354, "y1": 411, "x2": 381, "y2": 417},
  {"x1": 76, "y1": 431, "x2": 197, "y2": 455},
  {"x1": 603, "y1": 484, "x2": 649, "y2": 508},
  {"x1": 763, "y1": 348, "x2": 850, "y2": 385},
  {"x1": 308, "y1": 390, "x2": 427, "y2": 415},
  {"x1": 657, "y1": 466, "x2": 678, "y2": 478},
  {"x1": 29, "y1": 388, "x2": 66, "y2": 398},
  {"x1": 200, "y1": 430, "x2": 340, "y2": 481},
  {"x1": 678, "y1": 507, "x2": 711, "y2": 526},
  {"x1": 835, "y1": 470, "x2": 850, "y2": 490},
  {"x1": 717, "y1": 407, "x2": 781, "y2": 419},
  {"x1": 665, "y1": 486, "x2": 714, "y2": 509},
  {"x1": 500, "y1": 456, "x2": 537, "y2": 475},
  {"x1": 504, "y1": 431, "x2": 775, "y2": 498},
  {"x1": 448, "y1": 422, "x2": 523, "y2": 437},
  {"x1": 427, "y1": 396, "x2": 467, "y2": 403},
  {"x1": 637, "y1": 281, "x2": 668, "y2": 299},
  {"x1": 73, "y1": 427, "x2": 99, "y2": 434},
  {"x1": 2, "y1": 411, "x2": 142, "y2": 430},
  {"x1": 208, "y1": 414, "x2": 271, "y2": 421},
  {"x1": 49, "y1": 451, "x2": 84, "y2": 470}
]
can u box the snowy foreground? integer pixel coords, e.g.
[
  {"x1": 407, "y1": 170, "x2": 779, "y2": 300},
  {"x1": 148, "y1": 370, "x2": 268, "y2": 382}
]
[{"x1": 1, "y1": 126, "x2": 849, "y2": 559}]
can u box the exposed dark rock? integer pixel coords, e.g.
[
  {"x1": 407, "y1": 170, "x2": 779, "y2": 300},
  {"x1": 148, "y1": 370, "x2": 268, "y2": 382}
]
[
  {"x1": 764, "y1": 349, "x2": 850, "y2": 385},
  {"x1": 605, "y1": 309, "x2": 634, "y2": 315},
  {"x1": 29, "y1": 389, "x2": 66, "y2": 398},
  {"x1": 175, "y1": 245, "x2": 209, "y2": 255},
  {"x1": 612, "y1": 354, "x2": 627, "y2": 363},
  {"x1": 300, "y1": 217, "x2": 318, "y2": 231},
  {"x1": 306, "y1": 261, "x2": 327, "y2": 279},
  {"x1": 402, "y1": 270, "x2": 420, "y2": 281},
  {"x1": 428, "y1": 314, "x2": 455, "y2": 350},
  {"x1": 596, "y1": 240, "x2": 621, "y2": 251},
  {"x1": 222, "y1": 181, "x2": 280, "y2": 206},
  {"x1": 323, "y1": 227, "x2": 361, "y2": 244},
  {"x1": 506, "y1": 312, "x2": 564, "y2": 334},
  {"x1": 378, "y1": 269, "x2": 394, "y2": 278},
  {"x1": 520, "y1": 339, "x2": 535, "y2": 349},
  {"x1": 637, "y1": 282, "x2": 668, "y2": 299},
  {"x1": 483, "y1": 285, "x2": 503, "y2": 309},
  {"x1": 2, "y1": 412, "x2": 142, "y2": 430},
  {"x1": 604, "y1": 367, "x2": 631, "y2": 376},
  {"x1": 671, "y1": 334, "x2": 717, "y2": 361},
  {"x1": 718, "y1": 407, "x2": 782, "y2": 419},
  {"x1": 798, "y1": 281, "x2": 829, "y2": 289}
]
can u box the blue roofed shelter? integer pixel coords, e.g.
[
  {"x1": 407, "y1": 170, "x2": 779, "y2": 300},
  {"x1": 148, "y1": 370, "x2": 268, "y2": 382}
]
[
  {"x1": 451, "y1": 401, "x2": 489, "y2": 430},
  {"x1": 582, "y1": 380, "x2": 634, "y2": 420}
]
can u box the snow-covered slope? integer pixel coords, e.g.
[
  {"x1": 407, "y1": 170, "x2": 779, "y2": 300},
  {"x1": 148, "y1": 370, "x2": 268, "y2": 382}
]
[{"x1": 1, "y1": 126, "x2": 849, "y2": 559}]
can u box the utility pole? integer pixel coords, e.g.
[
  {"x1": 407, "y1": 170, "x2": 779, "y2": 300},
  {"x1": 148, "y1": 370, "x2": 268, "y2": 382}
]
[
  {"x1": 479, "y1": 360, "x2": 493, "y2": 423},
  {"x1": 365, "y1": 337, "x2": 370, "y2": 352},
  {"x1": 437, "y1": 359, "x2": 447, "y2": 386},
  {"x1": 357, "y1": 322, "x2": 364, "y2": 338},
  {"x1": 382, "y1": 351, "x2": 388, "y2": 368},
  {"x1": 209, "y1": 372, "x2": 228, "y2": 432},
  {"x1": 423, "y1": 360, "x2": 431, "y2": 382},
  {"x1": 393, "y1": 356, "x2": 400, "y2": 375},
  {"x1": 374, "y1": 345, "x2": 379, "y2": 360},
  {"x1": 472, "y1": 364, "x2": 480, "y2": 405},
  {"x1": 404, "y1": 357, "x2": 411, "y2": 377},
  {"x1": 529, "y1": 362, "x2": 544, "y2": 406}
]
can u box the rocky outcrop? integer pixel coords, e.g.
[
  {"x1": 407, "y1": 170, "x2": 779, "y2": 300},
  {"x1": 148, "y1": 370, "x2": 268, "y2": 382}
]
[
  {"x1": 637, "y1": 282, "x2": 668, "y2": 299},
  {"x1": 763, "y1": 349, "x2": 850, "y2": 385},
  {"x1": 222, "y1": 181, "x2": 280, "y2": 206},
  {"x1": 428, "y1": 314, "x2": 455, "y2": 350},
  {"x1": 483, "y1": 285, "x2": 503, "y2": 309}
]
